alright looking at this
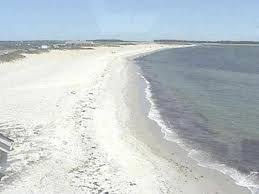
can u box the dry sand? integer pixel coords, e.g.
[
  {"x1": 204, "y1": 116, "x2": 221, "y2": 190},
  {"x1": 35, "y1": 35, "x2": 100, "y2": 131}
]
[{"x1": 0, "y1": 44, "x2": 251, "y2": 193}]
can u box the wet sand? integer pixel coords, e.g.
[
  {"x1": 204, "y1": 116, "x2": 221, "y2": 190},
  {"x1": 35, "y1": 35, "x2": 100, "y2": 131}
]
[
  {"x1": 121, "y1": 54, "x2": 251, "y2": 194},
  {"x1": 0, "y1": 43, "x2": 251, "y2": 193}
]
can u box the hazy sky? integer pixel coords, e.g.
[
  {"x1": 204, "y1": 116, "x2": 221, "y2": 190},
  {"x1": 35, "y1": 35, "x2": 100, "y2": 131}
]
[{"x1": 1, "y1": 0, "x2": 259, "y2": 41}]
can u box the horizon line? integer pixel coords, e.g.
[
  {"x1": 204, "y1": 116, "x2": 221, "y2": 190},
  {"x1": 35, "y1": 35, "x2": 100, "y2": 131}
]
[{"x1": 0, "y1": 39, "x2": 259, "y2": 43}]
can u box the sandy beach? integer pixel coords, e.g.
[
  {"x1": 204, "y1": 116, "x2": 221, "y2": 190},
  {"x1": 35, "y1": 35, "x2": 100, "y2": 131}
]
[{"x1": 0, "y1": 44, "x2": 251, "y2": 193}]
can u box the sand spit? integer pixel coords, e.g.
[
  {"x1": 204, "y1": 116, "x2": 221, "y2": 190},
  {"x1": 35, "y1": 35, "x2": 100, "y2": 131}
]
[
  {"x1": 0, "y1": 43, "x2": 250, "y2": 194},
  {"x1": 0, "y1": 44, "x2": 173, "y2": 193}
]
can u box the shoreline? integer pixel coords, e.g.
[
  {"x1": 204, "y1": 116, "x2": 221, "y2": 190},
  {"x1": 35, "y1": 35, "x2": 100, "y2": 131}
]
[
  {"x1": 0, "y1": 44, "x2": 253, "y2": 193},
  {"x1": 130, "y1": 47, "x2": 259, "y2": 194},
  {"x1": 0, "y1": 44, "x2": 179, "y2": 193},
  {"x1": 122, "y1": 50, "x2": 252, "y2": 193}
]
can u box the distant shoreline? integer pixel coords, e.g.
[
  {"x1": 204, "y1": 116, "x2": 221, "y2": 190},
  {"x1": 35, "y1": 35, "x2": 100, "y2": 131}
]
[
  {"x1": 1, "y1": 39, "x2": 258, "y2": 63},
  {"x1": 154, "y1": 39, "x2": 259, "y2": 45}
]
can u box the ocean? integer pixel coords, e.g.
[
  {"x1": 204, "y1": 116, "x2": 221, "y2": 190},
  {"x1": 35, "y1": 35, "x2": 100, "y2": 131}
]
[{"x1": 136, "y1": 45, "x2": 259, "y2": 193}]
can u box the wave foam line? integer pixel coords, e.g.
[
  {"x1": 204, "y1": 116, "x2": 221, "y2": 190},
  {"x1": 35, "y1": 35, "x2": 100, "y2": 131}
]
[{"x1": 137, "y1": 69, "x2": 259, "y2": 194}]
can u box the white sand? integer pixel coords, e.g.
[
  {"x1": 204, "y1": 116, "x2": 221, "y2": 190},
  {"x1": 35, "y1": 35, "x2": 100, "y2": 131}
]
[
  {"x1": 0, "y1": 44, "x2": 250, "y2": 194},
  {"x1": 0, "y1": 44, "x2": 173, "y2": 193}
]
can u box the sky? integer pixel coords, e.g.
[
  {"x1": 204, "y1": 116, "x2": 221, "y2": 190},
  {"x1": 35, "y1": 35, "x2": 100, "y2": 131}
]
[{"x1": 1, "y1": 0, "x2": 259, "y2": 41}]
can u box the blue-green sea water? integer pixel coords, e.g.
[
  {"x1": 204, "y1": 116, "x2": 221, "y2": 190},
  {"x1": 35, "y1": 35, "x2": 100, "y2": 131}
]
[{"x1": 136, "y1": 45, "x2": 259, "y2": 193}]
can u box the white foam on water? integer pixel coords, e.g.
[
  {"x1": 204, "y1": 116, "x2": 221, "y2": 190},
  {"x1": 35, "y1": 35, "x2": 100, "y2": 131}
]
[
  {"x1": 188, "y1": 149, "x2": 259, "y2": 194},
  {"x1": 137, "y1": 68, "x2": 259, "y2": 194},
  {"x1": 138, "y1": 72, "x2": 178, "y2": 139}
]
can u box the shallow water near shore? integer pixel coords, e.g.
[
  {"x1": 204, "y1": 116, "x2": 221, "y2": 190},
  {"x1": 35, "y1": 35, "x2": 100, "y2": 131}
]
[{"x1": 136, "y1": 45, "x2": 259, "y2": 193}]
